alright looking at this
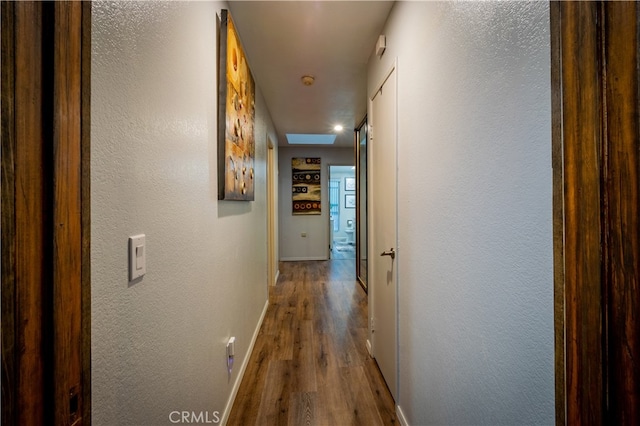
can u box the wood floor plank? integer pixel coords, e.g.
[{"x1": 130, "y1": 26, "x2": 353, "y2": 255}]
[
  {"x1": 291, "y1": 320, "x2": 317, "y2": 392},
  {"x1": 348, "y1": 325, "x2": 372, "y2": 365},
  {"x1": 288, "y1": 392, "x2": 319, "y2": 426},
  {"x1": 255, "y1": 360, "x2": 294, "y2": 426},
  {"x1": 228, "y1": 260, "x2": 398, "y2": 425},
  {"x1": 313, "y1": 329, "x2": 343, "y2": 387},
  {"x1": 362, "y1": 358, "x2": 399, "y2": 425},
  {"x1": 316, "y1": 380, "x2": 352, "y2": 425},
  {"x1": 261, "y1": 304, "x2": 296, "y2": 360},
  {"x1": 338, "y1": 366, "x2": 385, "y2": 426},
  {"x1": 297, "y1": 280, "x2": 314, "y2": 321}
]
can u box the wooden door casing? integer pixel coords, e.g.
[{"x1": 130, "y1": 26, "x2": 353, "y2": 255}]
[
  {"x1": 552, "y1": 2, "x2": 639, "y2": 424},
  {"x1": 1, "y1": 2, "x2": 91, "y2": 424},
  {"x1": 601, "y1": 4, "x2": 639, "y2": 423}
]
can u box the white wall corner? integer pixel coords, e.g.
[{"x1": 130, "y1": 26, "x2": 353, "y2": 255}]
[{"x1": 220, "y1": 298, "x2": 269, "y2": 425}]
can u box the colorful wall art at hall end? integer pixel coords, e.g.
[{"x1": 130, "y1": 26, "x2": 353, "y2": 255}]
[{"x1": 292, "y1": 158, "x2": 321, "y2": 215}]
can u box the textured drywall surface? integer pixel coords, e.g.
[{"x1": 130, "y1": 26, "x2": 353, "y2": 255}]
[
  {"x1": 91, "y1": 2, "x2": 277, "y2": 424},
  {"x1": 368, "y1": 1, "x2": 554, "y2": 424},
  {"x1": 279, "y1": 147, "x2": 354, "y2": 260}
]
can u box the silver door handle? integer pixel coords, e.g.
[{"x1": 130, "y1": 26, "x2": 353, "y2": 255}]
[{"x1": 380, "y1": 248, "x2": 395, "y2": 260}]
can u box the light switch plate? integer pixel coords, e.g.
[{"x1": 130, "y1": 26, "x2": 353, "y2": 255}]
[{"x1": 129, "y1": 234, "x2": 146, "y2": 280}]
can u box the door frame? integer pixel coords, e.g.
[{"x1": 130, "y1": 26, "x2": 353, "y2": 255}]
[
  {"x1": 355, "y1": 115, "x2": 368, "y2": 292},
  {"x1": 267, "y1": 139, "x2": 278, "y2": 286},
  {"x1": 551, "y1": 2, "x2": 639, "y2": 424},
  {"x1": 1, "y1": 2, "x2": 91, "y2": 423},
  {"x1": 326, "y1": 164, "x2": 356, "y2": 260}
]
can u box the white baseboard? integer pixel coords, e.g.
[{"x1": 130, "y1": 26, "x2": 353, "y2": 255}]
[
  {"x1": 280, "y1": 256, "x2": 327, "y2": 261},
  {"x1": 397, "y1": 404, "x2": 409, "y2": 426},
  {"x1": 366, "y1": 339, "x2": 372, "y2": 357},
  {"x1": 273, "y1": 269, "x2": 280, "y2": 285},
  {"x1": 220, "y1": 298, "x2": 269, "y2": 425}
]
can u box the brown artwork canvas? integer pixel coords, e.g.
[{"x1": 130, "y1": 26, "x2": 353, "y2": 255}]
[
  {"x1": 218, "y1": 9, "x2": 255, "y2": 200},
  {"x1": 292, "y1": 158, "x2": 321, "y2": 215}
]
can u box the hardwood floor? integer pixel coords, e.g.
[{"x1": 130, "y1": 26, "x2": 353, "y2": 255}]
[
  {"x1": 227, "y1": 260, "x2": 397, "y2": 426},
  {"x1": 330, "y1": 242, "x2": 355, "y2": 260}
]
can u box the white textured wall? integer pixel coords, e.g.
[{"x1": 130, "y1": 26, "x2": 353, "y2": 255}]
[
  {"x1": 368, "y1": 2, "x2": 554, "y2": 424},
  {"x1": 91, "y1": 2, "x2": 276, "y2": 424},
  {"x1": 279, "y1": 147, "x2": 353, "y2": 260}
]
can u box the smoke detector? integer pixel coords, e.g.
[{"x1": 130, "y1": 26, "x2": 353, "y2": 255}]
[{"x1": 301, "y1": 75, "x2": 315, "y2": 86}]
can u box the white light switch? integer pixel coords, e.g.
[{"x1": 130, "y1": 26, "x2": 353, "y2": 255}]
[
  {"x1": 129, "y1": 234, "x2": 146, "y2": 280},
  {"x1": 135, "y1": 245, "x2": 144, "y2": 270}
]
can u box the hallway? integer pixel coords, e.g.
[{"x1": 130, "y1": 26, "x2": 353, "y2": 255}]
[
  {"x1": 227, "y1": 260, "x2": 397, "y2": 425},
  {"x1": 330, "y1": 242, "x2": 356, "y2": 260}
]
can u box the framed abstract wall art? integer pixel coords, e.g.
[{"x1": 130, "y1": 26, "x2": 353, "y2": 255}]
[
  {"x1": 292, "y1": 158, "x2": 321, "y2": 215},
  {"x1": 345, "y1": 194, "x2": 356, "y2": 208},
  {"x1": 345, "y1": 177, "x2": 356, "y2": 191},
  {"x1": 218, "y1": 9, "x2": 256, "y2": 201}
]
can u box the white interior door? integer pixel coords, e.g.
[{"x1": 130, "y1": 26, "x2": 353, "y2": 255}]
[{"x1": 370, "y1": 65, "x2": 398, "y2": 401}]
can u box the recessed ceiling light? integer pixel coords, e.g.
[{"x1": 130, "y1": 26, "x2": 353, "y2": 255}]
[{"x1": 334, "y1": 125, "x2": 343, "y2": 132}]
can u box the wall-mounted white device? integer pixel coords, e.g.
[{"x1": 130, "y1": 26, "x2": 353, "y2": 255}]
[
  {"x1": 227, "y1": 336, "x2": 236, "y2": 374},
  {"x1": 128, "y1": 234, "x2": 146, "y2": 281},
  {"x1": 376, "y1": 35, "x2": 386, "y2": 57},
  {"x1": 227, "y1": 337, "x2": 235, "y2": 358}
]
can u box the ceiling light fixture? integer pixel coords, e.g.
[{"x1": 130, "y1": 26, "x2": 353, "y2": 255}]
[
  {"x1": 301, "y1": 75, "x2": 315, "y2": 86},
  {"x1": 334, "y1": 125, "x2": 343, "y2": 132}
]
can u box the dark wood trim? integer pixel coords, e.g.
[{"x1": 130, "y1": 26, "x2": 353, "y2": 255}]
[
  {"x1": 559, "y1": 4, "x2": 605, "y2": 421},
  {"x1": 549, "y1": 2, "x2": 565, "y2": 425},
  {"x1": 81, "y1": 3, "x2": 92, "y2": 424},
  {"x1": 15, "y1": 3, "x2": 48, "y2": 423},
  {"x1": 552, "y1": 2, "x2": 639, "y2": 424},
  {"x1": 2, "y1": 2, "x2": 90, "y2": 424},
  {"x1": 1, "y1": 2, "x2": 16, "y2": 424},
  {"x1": 601, "y1": 2, "x2": 639, "y2": 423},
  {"x1": 355, "y1": 115, "x2": 367, "y2": 293},
  {"x1": 52, "y1": 3, "x2": 84, "y2": 424}
]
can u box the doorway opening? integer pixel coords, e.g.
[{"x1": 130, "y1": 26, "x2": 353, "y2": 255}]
[{"x1": 328, "y1": 165, "x2": 356, "y2": 260}]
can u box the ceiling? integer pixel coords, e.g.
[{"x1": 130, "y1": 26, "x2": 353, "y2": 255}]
[{"x1": 227, "y1": 1, "x2": 394, "y2": 148}]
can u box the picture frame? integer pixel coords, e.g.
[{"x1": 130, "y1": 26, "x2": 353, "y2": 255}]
[
  {"x1": 292, "y1": 158, "x2": 322, "y2": 215},
  {"x1": 345, "y1": 194, "x2": 356, "y2": 208},
  {"x1": 345, "y1": 177, "x2": 356, "y2": 191},
  {"x1": 218, "y1": 9, "x2": 256, "y2": 201}
]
